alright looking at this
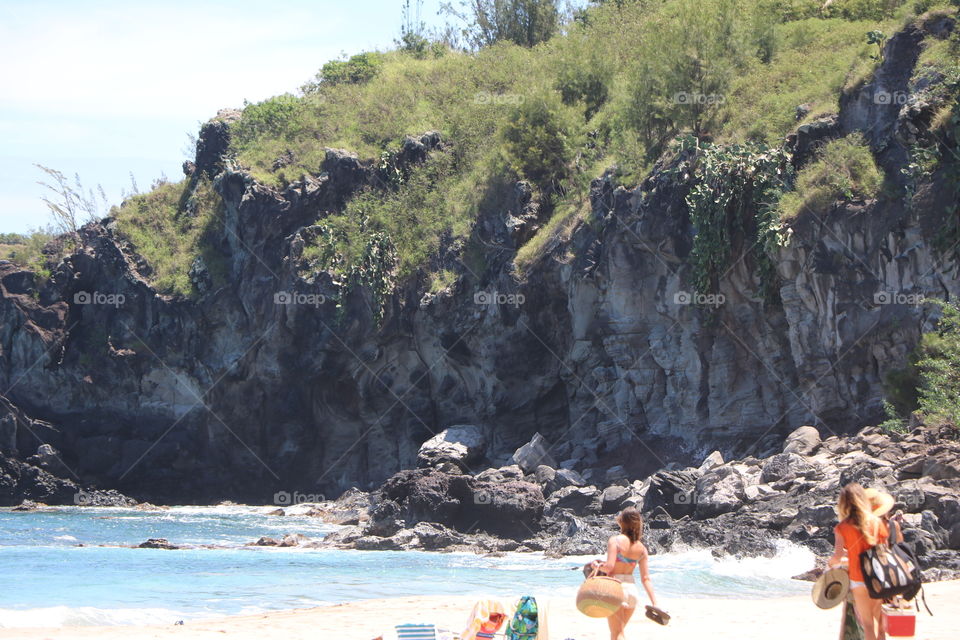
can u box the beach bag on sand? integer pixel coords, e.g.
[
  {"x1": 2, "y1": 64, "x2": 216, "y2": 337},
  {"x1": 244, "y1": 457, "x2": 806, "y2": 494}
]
[
  {"x1": 462, "y1": 600, "x2": 507, "y2": 640},
  {"x1": 506, "y1": 596, "x2": 539, "y2": 640},
  {"x1": 576, "y1": 568, "x2": 624, "y2": 618},
  {"x1": 858, "y1": 522, "x2": 928, "y2": 613}
]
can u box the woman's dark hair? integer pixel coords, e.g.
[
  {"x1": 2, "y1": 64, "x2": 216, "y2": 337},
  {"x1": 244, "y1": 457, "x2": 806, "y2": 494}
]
[{"x1": 618, "y1": 507, "x2": 643, "y2": 544}]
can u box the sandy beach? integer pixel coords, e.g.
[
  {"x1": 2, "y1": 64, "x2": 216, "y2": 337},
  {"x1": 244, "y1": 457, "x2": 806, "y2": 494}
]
[{"x1": 4, "y1": 579, "x2": 956, "y2": 640}]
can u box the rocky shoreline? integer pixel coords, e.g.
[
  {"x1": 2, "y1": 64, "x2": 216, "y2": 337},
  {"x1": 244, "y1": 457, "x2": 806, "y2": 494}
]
[
  {"x1": 6, "y1": 421, "x2": 959, "y2": 582},
  {"x1": 256, "y1": 422, "x2": 960, "y2": 581}
]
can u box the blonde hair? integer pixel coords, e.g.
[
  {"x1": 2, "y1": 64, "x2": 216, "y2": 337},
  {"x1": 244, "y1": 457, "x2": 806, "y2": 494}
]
[
  {"x1": 838, "y1": 483, "x2": 880, "y2": 545},
  {"x1": 618, "y1": 507, "x2": 644, "y2": 544}
]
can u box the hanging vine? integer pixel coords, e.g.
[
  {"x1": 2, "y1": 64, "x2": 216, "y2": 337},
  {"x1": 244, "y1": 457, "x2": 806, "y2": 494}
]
[
  {"x1": 299, "y1": 219, "x2": 398, "y2": 324},
  {"x1": 681, "y1": 137, "x2": 793, "y2": 302}
]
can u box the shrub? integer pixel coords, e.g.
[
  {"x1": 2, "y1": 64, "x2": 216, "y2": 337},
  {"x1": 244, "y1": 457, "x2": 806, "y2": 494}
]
[
  {"x1": 501, "y1": 89, "x2": 578, "y2": 193},
  {"x1": 232, "y1": 94, "x2": 302, "y2": 151},
  {"x1": 778, "y1": 133, "x2": 883, "y2": 219},
  {"x1": 555, "y1": 43, "x2": 613, "y2": 119},
  {"x1": 883, "y1": 300, "x2": 960, "y2": 430},
  {"x1": 304, "y1": 52, "x2": 384, "y2": 90},
  {"x1": 915, "y1": 300, "x2": 960, "y2": 427}
]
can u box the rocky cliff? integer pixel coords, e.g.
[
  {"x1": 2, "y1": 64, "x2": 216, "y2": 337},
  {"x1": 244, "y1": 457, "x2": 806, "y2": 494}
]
[{"x1": 0, "y1": 18, "x2": 958, "y2": 506}]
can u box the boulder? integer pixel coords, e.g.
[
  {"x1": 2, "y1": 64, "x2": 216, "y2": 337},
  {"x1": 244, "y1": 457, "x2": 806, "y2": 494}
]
[
  {"x1": 380, "y1": 468, "x2": 544, "y2": 540},
  {"x1": 798, "y1": 504, "x2": 837, "y2": 527},
  {"x1": 601, "y1": 485, "x2": 633, "y2": 514},
  {"x1": 920, "y1": 510, "x2": 948, "y2": 547},
  {"x1": 354, "y1": 535, "x2": 403, "y2": 551},
  {"x1": 546, "y1": 468, "x2": 585, "y2": 496},
  {"x1": 363, "y1": 500, "x2": 403, "y2": 537},
  {"x1": 949, "y1": 523, "x2": 960, "y2": 550},
  {"x1": 787, "y1": 114, "x2": 841, "y2": 168},
  {"x1": 475, "y1": 465, "x2": 525, "y2": 483},
  {"x1": 922, "y1": 456, "x2": 960, "y2": 481},
  {"x1": 278, "y1": 533, "x2": 309, "y2": 547},
  {"x1": 770, "y1": 508, "x2": 799, "y2": 528},
  {"x1": 25, "y1": 444, "x2": 71, "y2": 477},
  {"x1": 699, "y1": 451, "x2": 724, "y2": 472},
  {"x1": 463, "y1": 479, "x2": 546, "y2": 539},
  {"x1": 319, "y1": 525, "x2": 362, "y2": 547},
  {"x1": 534, "y1": 465, "x2": 556, "y2": 487},
  {"x1": 512, "y1": 433, "x2": 557, "y2": 473},
  {"x1": 694, "y1": 467, "x2": 745, "y2": 519},
  {"x1": 761, "y1": 453, "x2": 817, "y2": 484},
  {"x1": 138, "y1": 538, "x2": 178, "y2": 550},
  {"x1": 783, "y1": 426, "x2": 821, "y2": 456},
  {"x1": 417, "y1": 425, "x2": 487, "y2": 471},
  {"x1": 381, "y1": 469, "x2": 465, "y2": 525},
  {"x1": 549, "y1": 486, "x2": 600, "y2": 516},
  {"x1": 744, "y1": 483, "x2": 779, "y2": 502},
  {"x1": 939, "y1": 496, "x2": 960, "y2": 529},
  {"x1": 839, "y1": 462, "x2": 896, "y2": 487},
  {"x1": 642, "y1": 470, "x2": 698, "y2": 518},
  {"x1": 410, "y1": 522, "x2": 463, "y2": 550}
]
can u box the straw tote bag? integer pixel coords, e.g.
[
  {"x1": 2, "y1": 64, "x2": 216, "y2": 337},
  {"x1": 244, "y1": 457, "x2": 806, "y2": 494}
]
[{"x1": 576, "y1": 567, "x2": 624, "y2": 618}]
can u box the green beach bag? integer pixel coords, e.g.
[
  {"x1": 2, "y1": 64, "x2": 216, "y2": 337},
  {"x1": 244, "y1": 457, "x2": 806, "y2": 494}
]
[{"x1": 506, "y1": 596, "x2": 539, "y2": 640}]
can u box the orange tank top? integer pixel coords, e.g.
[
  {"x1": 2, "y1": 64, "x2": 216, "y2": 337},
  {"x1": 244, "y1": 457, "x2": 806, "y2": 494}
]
[{"x1": 837, "y1": 519, "x2": 888, "y2": 582}]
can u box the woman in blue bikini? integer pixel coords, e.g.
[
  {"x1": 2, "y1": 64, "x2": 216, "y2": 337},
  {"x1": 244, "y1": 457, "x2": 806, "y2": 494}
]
[{"x1": 591, "y1": 507, "x2": 658, "y2": 640}]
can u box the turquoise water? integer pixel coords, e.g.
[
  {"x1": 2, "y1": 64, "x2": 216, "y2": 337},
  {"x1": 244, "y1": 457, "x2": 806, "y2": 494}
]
[{"x1": 0, "y1": 506, "x2": 812, "y2": 627}]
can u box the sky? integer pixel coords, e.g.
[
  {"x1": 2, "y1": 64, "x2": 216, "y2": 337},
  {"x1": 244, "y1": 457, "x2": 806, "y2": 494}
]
[{"x1": 0, "y1": 0, "x2": 445, "y2": 233}]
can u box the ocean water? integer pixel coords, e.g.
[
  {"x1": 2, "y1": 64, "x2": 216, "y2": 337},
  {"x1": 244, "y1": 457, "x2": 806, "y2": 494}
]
[{"x1": 0, "y1": 506, "x2": 812, "y2": 627}]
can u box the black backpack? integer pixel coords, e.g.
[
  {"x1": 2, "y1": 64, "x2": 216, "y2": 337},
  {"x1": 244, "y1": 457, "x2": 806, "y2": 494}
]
[{"x1": 858, "y1": 520, "x2": 927, "y2": 610}]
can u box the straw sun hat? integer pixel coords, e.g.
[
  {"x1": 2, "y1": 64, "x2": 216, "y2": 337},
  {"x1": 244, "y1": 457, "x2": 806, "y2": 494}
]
[
  {"x1": 812, "y1": 567, "x2": 850, "y2": 609},
  {"x1": 864, "y1": 487, "x2": 896, "y2": 517}
]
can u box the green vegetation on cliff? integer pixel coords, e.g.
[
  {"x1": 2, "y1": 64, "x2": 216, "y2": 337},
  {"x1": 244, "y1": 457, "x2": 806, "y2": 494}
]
[
  {"x1": 777, "y1": 133, "x2": 883, "y2": 220},
  {"x1": 884, "y1": 300, "x2": 960, "y2": 433},
  {"x1": 92, "y1": 0, "x2": 959, "y2": 297},
  {"x1": 111, "y1": 177, "x2": 228, "y2": 298}
]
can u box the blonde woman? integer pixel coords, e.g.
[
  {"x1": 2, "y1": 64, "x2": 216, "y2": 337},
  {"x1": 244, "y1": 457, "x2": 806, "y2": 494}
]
[
  {"x1": 590, "y1": 507, "x2": 658, "y2": 640},
  {"x1": 827, "y1": 483, "x2": 889, "y2": 640}
]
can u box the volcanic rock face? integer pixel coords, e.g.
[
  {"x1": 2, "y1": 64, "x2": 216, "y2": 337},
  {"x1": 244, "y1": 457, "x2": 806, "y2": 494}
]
[{"x1": 0, "y1": 17, "x2": 957, "y2": 506}]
